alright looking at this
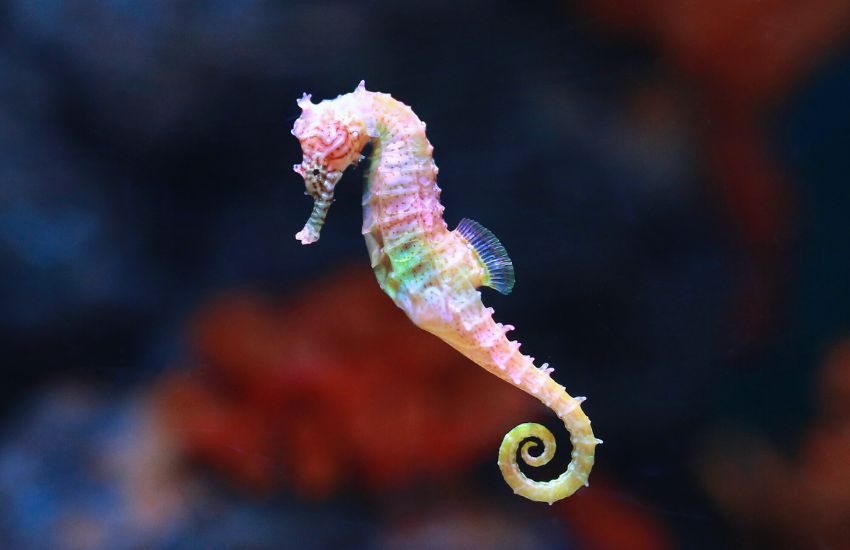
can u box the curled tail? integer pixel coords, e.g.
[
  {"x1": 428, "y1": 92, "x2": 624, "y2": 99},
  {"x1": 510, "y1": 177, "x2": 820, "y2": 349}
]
[{"x1": 497, "y1": 375, "x2": 601, "y2": 504}]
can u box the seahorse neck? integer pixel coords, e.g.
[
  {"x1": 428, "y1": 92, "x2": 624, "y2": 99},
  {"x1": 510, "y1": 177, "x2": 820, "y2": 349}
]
[{"x1": 357, "y1": 92, "x2": 447, "y2": 246}]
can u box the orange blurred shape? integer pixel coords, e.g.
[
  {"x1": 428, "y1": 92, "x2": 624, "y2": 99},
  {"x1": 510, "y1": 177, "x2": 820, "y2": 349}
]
[
  {"x1": 155, "y1": 266, "x2": 534, "y2": 498},
  {"x1": 699, "y1": 337, "x2": 850, "y2": 547},
  {"x1": 556, "y1": 476, "x2": 674, "y2": 550},
  {"x1": 576, "y1": 0, "x2": 850, "y2": 108},
  {"x1": 576, "y1": 0, "x2": 850, "y2": 347}
]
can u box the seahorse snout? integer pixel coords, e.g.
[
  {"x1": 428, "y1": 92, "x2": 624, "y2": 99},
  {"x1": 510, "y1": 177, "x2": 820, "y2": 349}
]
[{"x1": 294, "y1": 168, "x2": 343, "y2": 245}]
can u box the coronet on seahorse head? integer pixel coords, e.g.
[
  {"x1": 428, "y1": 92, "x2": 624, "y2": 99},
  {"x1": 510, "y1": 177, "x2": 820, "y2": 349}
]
[{"x1": 292, "y1": 82, "x2": 370, "y2": 245}]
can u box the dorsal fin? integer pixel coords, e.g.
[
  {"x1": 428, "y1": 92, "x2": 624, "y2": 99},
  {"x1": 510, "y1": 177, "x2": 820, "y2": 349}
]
[{"x1": 456, "y1": 218, "x2": 515, "y2": 295}]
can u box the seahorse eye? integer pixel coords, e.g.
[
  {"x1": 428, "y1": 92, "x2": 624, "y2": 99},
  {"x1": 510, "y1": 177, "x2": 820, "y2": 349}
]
[{"x1": 312, "y1": 169, "x2": 320, "y2": 176}]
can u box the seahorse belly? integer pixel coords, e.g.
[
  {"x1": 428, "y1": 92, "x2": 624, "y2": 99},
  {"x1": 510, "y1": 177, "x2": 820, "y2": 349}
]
[{"x1": 361, "y1": 122, "x2": 446, "y2": 305}]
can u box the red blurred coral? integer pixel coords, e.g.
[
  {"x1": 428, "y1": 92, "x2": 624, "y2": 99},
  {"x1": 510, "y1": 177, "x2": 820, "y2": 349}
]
[
  {"x1": 556, "y1": 476, "x2": 674, "y2": 550},
  {"x1": 155, "y1": 266, "x2": 534, "y2": 498}
]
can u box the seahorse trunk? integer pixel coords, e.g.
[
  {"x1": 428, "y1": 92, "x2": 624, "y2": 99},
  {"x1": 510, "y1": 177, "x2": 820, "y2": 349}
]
[{"x1": 291, "y1": 81, "x2": 599, "y2": 503}]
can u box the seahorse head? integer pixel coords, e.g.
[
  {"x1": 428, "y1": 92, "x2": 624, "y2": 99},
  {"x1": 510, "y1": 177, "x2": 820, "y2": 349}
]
[{"x1": 292, "y1": 89, "x2": 369, "y2": 244}]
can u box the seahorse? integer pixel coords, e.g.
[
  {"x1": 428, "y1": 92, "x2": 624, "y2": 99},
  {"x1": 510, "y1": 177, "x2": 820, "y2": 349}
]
[{"x1": 290, "y1": 81, "x2": 600, "y2": 503}]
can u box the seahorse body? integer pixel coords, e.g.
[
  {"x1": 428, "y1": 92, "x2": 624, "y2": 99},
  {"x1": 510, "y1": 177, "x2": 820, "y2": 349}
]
[{"x1": 291, "y1": 81, "x2": 600, "y2": 503}]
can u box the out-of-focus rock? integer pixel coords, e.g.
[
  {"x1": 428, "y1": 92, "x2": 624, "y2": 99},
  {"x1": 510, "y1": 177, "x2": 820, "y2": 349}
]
[{"x1": 699, "y1": 337, "x2": 850, "y2": 548}]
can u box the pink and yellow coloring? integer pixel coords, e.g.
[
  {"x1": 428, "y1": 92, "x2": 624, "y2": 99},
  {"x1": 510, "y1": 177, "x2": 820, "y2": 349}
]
[{"x1": 290, "y1": 81, "x2": 600, "y2": 503}]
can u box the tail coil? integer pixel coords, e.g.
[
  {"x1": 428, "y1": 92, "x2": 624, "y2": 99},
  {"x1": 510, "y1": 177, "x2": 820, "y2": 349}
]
[{"x1": 497, "y1": 384, "x2": 601, "y2": 504}]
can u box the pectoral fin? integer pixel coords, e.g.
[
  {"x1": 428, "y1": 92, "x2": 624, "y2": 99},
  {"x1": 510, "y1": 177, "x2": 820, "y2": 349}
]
[{"x1": 455, "y1": 218, "x2": 515, "y2": 295}]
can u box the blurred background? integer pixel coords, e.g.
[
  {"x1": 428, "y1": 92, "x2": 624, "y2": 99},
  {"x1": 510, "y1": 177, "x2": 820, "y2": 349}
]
[{"x1": 1, "y1": 0, "x2": 849, "y2": 548}]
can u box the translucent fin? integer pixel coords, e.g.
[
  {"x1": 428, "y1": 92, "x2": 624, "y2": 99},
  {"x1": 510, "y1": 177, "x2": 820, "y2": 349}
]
[{"x1": 456, "y1": 218, "x2": 515, "y2": 295}]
